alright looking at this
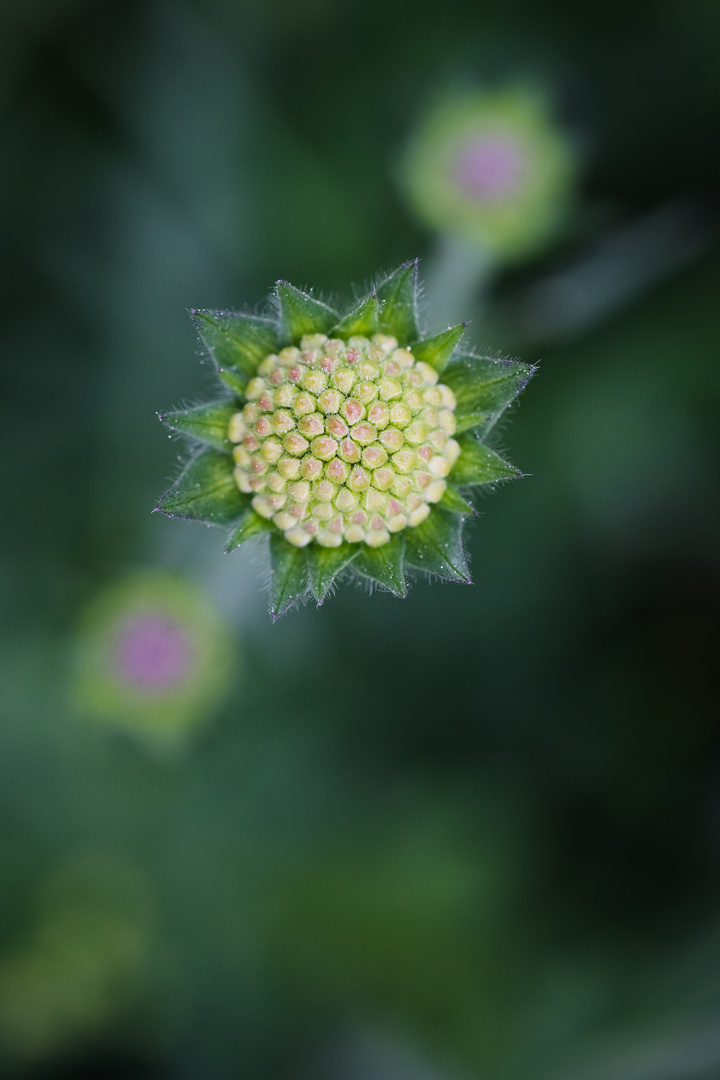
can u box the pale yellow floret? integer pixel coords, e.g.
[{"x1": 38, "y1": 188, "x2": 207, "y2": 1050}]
[
  {"x1": 408, "y1": 504, "x2": 431, "y2": 526},
  {"x1": 284, "y1": 525, "x2": 313, "y2": 547},
  {"x1": 372, "y1": 334, "x2": 399, "y2": 353},
  {"x1": 252, "y1": 495, "x2": 274, "y2": 519},
  {"x1": 425, "y1": 479, "x2": 447, "y2": 503},
  {"x1": 245, "y1": 377, "x2": 266, "y2": 400},
  {"x1": 234, "y1": 467, "x2": 252, "y2": 493},
  {"x1": 277, "y1": 456, "x2": 301, "y2": 479},
  {"x1": 438, "y1": 409, "x2": 457, "y2": 434},
  {"x1": 257, "y1": 354, "x2": 278, "y2": 375},
  {"x1": 300, "y1": 369, "x2": 327, "y2": 394},
  {"x1": 231, "y1": 335, "x2": 460, "y2": 546},
  {"x1": 444, "y1": 438, "x2": 461, "y2": 466},
  {"x1": 261, "y1": 438, "x2": 283, "y2": 463},
  {"x1": 300, "y1": 333, "x2": 328, "y2": 349},
  {"x1": 414, "y1": 361, "x2": 439, "y2": 385},
  {"x1": 273, "y1": 510, "x2": 296, "y2": 530},
  {"x1": 266, "y1": 471, "x2": 287, "y2": 493},
  {"x1": 228, "y1": 413, "x2": 248, "y2": 442},
  {"x1": 366, "y1": 529, "x2": 391, "y2": 547},
  {"x1": 289, "y1": 480, "x2": 310, "y2": 503},
  {"x1": 316, "y1": 531, "x2": 343, "y2": 547},
  {"x1": 429, "y1": 455, "x2": 451, "y2": 477}
]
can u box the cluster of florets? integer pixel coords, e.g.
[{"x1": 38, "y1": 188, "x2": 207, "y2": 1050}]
[{"x1": 228, "y1": 333, "x2": 459, "y2": 548}]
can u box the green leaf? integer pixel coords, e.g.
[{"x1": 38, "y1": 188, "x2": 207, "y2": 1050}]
[
  {"x1": 275, "y1": 282, "x2": 338, "y2": 342},
  {"x1": 451, "y1": 434, "x2": 522, "y2": 486},
  {"x1": 159, "y1": 401, "x2": 236, "y2": 452},
  {"x1": 440, "y1": 484, "x2": 476, "y2": 515},
  {"x1": 269, "y1": 535, "x2": 309, "y2": 618},
  {"x1": 193, "y1": 311, "x2": 279, "y2": 391},
  {"x1": 225, "y1": 509, "x2": 274, "y2": 552},
  {"x1": 442, "y1": 354, "x2": 535, "y2": 434},
  {"x1": 353, "y1": 537, "x2": 407, "y2": 597},
  {"x1": 155, "y1": 450, "x2": 248, "y2": 525},
  {"x1": 307, "y1": 543, "x2": 359, "y2": 604},
  {"x1": 376, "y1": 260, "x2": 419, "y2": 343},
  {"x1": 410, "y1": 324, "x2": 465, "y2": 374},
  {"x1": 404, "y1": 509, "x2": 470, "y2": 583},
  {"x1": 332, "y1": 293, "x2": 381, "y2": 338}
]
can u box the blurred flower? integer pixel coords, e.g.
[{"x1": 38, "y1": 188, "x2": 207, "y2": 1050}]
[
  {"x1": 400, "y1": 85, "x2": 578, "y2": 263},
  {"x1": 73, "y1": 572, "x2": 234, "y2": 742},
  {"x1": 0, "y1": 858, "x2": 152, "y2": 1062},
  {"x1": 156, "y1": 261, "x2": 534, "y2": 616}
]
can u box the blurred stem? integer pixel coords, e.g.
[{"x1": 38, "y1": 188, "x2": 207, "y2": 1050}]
[{"x1": 423, "y1": 234, "x2": 496, "y2": 328}]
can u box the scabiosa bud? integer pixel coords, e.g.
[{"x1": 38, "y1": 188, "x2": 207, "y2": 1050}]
[
  {"x1": 156, "y1": 261, "x2": 534, "y2": 616},
  {"x1": 0, "y1": 858, "x2": 151, "y2": 1061},
  {"x1": 399, "y1": 86, "x2": 577, "y2": 263},
  {"x1": 73, "y1": 573, "x2": 233, "y2": 743}
]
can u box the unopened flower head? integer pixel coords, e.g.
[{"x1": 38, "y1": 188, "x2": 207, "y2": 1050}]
[
  {"x1": 400, "y1": 85, "x2": 578, "y2": 262},
  {"x1": 231, "y1": 333, "x2": 459, "y2": 549},
  {"x1": 156, "y1": 261, "x2": 535, "y2": 615},
  {"x1": 73, "y1": 572, "x2": 234, "y2": 741}
]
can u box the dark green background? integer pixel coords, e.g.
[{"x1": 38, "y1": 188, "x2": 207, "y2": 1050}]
[{"x1": 1, "y1": 0, "x2": 719, "y2": 1077}]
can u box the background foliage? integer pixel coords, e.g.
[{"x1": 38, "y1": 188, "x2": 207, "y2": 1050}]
[{"x1": 1, "y1": 0, "x2": 719, "y2": 1077}]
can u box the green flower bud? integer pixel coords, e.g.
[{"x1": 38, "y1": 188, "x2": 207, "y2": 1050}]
[
  {"x1": 157, "y1": 261, "x2": 534, "y2": 615},
  {"x1": 73, "y1": 573, "x2": 234, "y2": 743},
  {"x1": 399, "y1": 84, "x2": 578, "y2": 263}
]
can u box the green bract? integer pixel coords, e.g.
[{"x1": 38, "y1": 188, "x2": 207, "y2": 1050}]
[{"x1": 156, "y1": 261, "x2": 534, "y2": 616}]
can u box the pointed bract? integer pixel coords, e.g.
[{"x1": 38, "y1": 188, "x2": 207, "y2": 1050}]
[
  {"x1": 275, "y1": 282, "x2": 338, "y2": 342},
  {"x1": 376, "y1": 261, "x2": 419, "y2": 342},
  {"x1": 156, "y1": 450, "x2": 248, "y2": 525},
  {"x1": 443, "y1": 354, "x2": 535, "y2": 434},
  {"x1": 307, "y1": 543, "x2": 359, "y2": 604},
  {"x1": 410, "y1": 324, "x2": 465, "y2": 374},
  {"x1": 404, "y1": 509, "x2": 470, "y2": 583},
  {"x1": 353, "y1": 537, "x2": 407, "y2": 597},
  {"x1": 225, "y1": 509, "x2": 274, "y2": 552},
  {"x1": 193, "y1": 311, "x2": 279, "y2": 391},
  {"x1": 452, "y1": 435, "x2": 522, "y2": 486},
  {"x1": 269, "y1": 535, "x2": 309, "y2": 618},
  {"x1": 440, "y1": 485, "x2": 476, "y2": 515},
  {"x1": 332, "y1": 293, "x2": 382, "y2": 338},
  {"x1": 160, "y1": 401, "x2": 236, "y2": 452}
]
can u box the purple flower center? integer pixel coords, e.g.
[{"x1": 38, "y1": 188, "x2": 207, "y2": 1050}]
[
  {"x1": 113, "y1": 614, "x2": 193, "y2": 692},
  {"x1": 453, "y1": 136, "x2": 526, "y2": 201}
]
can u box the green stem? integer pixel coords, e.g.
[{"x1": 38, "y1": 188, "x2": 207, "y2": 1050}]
[{"x1": 423, "y1": 235, "x2": 496, "y2": 327}]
